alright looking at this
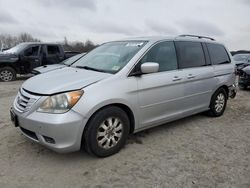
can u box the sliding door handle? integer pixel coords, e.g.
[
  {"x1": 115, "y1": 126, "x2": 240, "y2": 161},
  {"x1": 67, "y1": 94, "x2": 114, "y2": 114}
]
[
  {"x1": 172, "y1": 76, "x2": 182, "y2": 81},
  {"x1": 187, "y1": 74, "x2": 196, "y2": 79}
]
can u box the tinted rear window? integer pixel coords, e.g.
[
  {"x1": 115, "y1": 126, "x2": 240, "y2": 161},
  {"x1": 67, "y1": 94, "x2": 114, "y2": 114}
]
[
  {"x1": 206, "y1": 43, "x2": 230, "y2": 65},
  {"x1": 175, "y1": 41, "x2": 206, "y2": 69}
]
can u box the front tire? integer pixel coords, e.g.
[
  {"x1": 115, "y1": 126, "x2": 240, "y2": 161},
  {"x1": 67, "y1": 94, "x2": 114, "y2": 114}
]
[
  {"x1": 83, "y1": 106, "x2": 130, "y2": 157},
  {"x1": 0, "y1": 67, "x2": 16, "y2": 82},
  {"x1": 207, "y1": 88, "x2": 227, "y2": 117}
]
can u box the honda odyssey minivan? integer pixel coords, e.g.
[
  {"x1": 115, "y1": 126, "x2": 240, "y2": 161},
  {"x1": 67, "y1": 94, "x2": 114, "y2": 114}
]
[{"x1": 10, "y1": 35, "x2": 237, "y2": 157}]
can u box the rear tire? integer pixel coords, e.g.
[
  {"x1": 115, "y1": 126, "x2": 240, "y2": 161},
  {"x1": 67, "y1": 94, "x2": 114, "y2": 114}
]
[
  {"x1": 207, "y1": 88, "x2": 227, "y2": 117},
  {"x1": 0, "y1": 67, "x2": 16, "y2": 82},
  {"x1": 83, "y1": 106, "x2": 130, "y2": 157}
]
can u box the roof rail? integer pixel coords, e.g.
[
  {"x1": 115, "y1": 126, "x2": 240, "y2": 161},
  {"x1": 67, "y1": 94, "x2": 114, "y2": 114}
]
[{"x1": 178, "y1": 34, "x2": 215, "y2": 41}]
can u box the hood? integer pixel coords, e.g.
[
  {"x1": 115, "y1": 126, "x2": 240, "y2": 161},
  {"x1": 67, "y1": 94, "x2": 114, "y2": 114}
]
[
  {"x1": 22, "y1": 67, "x2": 112, "y2": 95},
  {"x1": 0, "y1": 53, "x2": 19, "y2": 62},
  {"x1": 33, "y1": 64, "x2": 66, "y2": 74}
]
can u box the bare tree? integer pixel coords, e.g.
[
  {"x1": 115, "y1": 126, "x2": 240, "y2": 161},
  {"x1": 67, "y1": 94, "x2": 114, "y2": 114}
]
[
  {"x1": 0, "y1": 33, "x2": 97, "y2": 52},
  {"x1": 0, "y1": 33, "x2": 40, "y2": 50},
  {"x1": 61, "y1": 36, "x2": 97, "y2": 52}
]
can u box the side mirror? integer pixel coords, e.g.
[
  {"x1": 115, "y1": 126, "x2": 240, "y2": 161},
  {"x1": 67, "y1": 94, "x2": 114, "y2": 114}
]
[{"x1": 141, "y1": 62, "x2": 159, "y2": 74}]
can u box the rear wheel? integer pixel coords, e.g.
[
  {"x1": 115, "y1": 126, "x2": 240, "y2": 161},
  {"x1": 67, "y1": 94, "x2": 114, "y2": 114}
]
[
  {"x1": 207, "y1": 88, "x2": 227, "y2": 117},
  {"x1": 83, "y1": 106, "x2": 130, "y2": 157},
  {"x1": 0, "y1": 67, "x2": 16, "y2": 82}
]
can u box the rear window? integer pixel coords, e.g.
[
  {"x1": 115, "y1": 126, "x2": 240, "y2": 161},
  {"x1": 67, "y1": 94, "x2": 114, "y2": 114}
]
[
  {"x1": 175, "y1": 41, "x2": 206, "y2": 68},
  {"x1": 206, "y1": 43, "x2": 230, "y2": 65}
]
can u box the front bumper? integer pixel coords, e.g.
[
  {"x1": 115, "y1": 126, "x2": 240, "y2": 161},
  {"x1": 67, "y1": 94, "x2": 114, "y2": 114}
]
[{"x1": 11, "y1": 107, "x2": 87, "y2": 153}]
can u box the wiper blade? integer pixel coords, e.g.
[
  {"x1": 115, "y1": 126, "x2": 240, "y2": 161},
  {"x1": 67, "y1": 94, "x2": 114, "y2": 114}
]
[{"x1": 75, "y1": 66, "x2": 106, "y2": 73}]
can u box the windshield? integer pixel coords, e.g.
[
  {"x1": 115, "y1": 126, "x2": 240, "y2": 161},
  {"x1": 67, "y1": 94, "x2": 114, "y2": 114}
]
[
  {"x1": 60, "y1": 53, "x2": 85, "y2": 66},
  {"x1": 3, "y1": 43, "x2": 28, "y2": 54},
  {"x1": 233, "y1": 54, "x2": 250, "y2": 61},
  {"x1": 72, "y1": 41, "x2": 147, "y2": 74}
]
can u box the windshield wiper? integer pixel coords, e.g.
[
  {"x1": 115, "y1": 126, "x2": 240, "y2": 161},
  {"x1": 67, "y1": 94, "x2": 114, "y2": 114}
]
[{"x1": 75, "y1": 66, "x2": 106, "y2": 73}]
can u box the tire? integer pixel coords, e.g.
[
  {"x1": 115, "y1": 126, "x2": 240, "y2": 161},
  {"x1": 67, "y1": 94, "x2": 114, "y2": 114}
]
[
  {"x1": 0, "y1": 67, "x2": 16, "y2": 82},
  {"x1": 83, "y1": 106, "x2": 130, "y2": 157},
  {"x1": 207, "y1": 88, "x2": 228, "y2": 117}
]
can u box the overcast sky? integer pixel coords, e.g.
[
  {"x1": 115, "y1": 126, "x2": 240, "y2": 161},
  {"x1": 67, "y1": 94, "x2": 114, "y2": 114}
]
[{"x1": 0, "y1": 0, "x2": 249, "y2": 50}]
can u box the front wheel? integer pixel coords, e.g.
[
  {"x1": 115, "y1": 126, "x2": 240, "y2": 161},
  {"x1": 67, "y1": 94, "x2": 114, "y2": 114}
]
[
  {"x1": 83, "y1": 106, "x2": 130, "y2": 157},
  {"x1": 0, "y1": 67, "x2": 16, "y2": 82},
  {"x1": 207, "y1": 88, "x2": 227, "y2": 117}
]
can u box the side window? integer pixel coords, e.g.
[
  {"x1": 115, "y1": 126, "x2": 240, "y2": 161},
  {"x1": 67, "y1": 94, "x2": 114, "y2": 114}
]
[
  {"x1": 140, "y1": 41, "x2": 178, "y2": 72},
  {"x1": 206, "y1": 43, "x2": 230, "y2": 65},
  {"x1": 47, "y1": 45, "x2": 60, "y2": 55},
  {"x1": 24, "y1": 46, "x2": 39, "y2": 56},
  {"x1": 175, "y1": 41, "x2": 206, "y2": 68}
]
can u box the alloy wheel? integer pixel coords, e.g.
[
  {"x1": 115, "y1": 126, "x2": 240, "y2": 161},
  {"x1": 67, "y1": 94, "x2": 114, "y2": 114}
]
[
  {"x1": 215, "y1": 93, "x2": 225, "y2": 113},
  {"x1": 96, "y1": 117, "x2": 123, "y2": 149},
  {"x1": 0, "y1": 70, "x2": 13, "y2": 81}
]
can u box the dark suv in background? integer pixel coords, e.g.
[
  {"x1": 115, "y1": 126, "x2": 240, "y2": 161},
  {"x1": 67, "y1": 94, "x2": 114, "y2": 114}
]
[{"x1": 0, "y1": 42, "x2": 79, "y2": 81}]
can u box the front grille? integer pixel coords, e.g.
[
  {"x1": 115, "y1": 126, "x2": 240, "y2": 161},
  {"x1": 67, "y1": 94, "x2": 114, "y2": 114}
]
[{"x1": 14, "y1": 88, "x2": 40, "y2": 113}]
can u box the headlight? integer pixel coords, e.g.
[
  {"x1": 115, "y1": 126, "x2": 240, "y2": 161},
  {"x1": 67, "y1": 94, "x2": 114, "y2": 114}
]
[{"x1": 37, "y1": 90, "x2": 83, "y2": 113}]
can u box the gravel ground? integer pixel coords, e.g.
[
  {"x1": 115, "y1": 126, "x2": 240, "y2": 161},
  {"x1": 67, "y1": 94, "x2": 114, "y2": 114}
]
[{"x1": 0, "y1": 78, "x2": 249, "y2": 188}]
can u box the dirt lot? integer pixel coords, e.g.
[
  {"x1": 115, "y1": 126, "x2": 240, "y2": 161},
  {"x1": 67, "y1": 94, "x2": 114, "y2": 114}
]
[{"x1": 0, "y1": 78, "x2": 249, "y2": 188}]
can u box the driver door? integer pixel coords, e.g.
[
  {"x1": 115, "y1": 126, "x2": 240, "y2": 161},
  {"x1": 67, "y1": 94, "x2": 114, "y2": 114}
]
[{"x1": 22, "y1": 45, "x2": 42, "y2": 73}]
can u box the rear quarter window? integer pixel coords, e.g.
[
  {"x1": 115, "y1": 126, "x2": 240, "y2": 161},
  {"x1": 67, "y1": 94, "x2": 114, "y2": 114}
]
[{"x1": 206, "y1": 43, "x2": 230, "y2": 65}]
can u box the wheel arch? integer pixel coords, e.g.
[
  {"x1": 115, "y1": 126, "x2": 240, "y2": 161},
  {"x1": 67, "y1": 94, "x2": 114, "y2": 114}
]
[
  {"x1": 80, "y1": 102, "x2": 136, "y2": 150},
  {"x1": 218, "y1": 85, "x2": 229, "y2": 99},
  {"x1": 0, "y1": 63, "x2": 18, "y2": 72},
  {"x1": 210, "y1": 85, "x2": 229, "y2": 107},
  {"x1": 85, "y1": 103, "x2": 135, "y2": 134},
  {"x1": 209, "y1": 84, "x2": 229, "y2": 108}
]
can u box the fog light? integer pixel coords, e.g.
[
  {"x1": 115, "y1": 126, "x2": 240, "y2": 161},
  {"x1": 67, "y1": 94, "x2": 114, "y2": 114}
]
[{"x1": 43, "y1": 135, "x2": 55, "y2": 144}]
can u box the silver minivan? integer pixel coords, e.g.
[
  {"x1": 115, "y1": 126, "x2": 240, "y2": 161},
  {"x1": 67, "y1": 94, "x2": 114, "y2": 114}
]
[{"x1": 10, "y1": 35, "x2": 237, "y2": 157}]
